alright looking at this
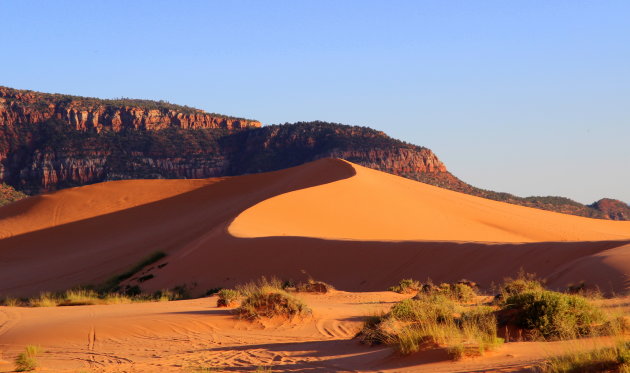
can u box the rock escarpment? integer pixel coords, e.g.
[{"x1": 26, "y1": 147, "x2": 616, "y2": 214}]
[{"x1": 0, "y1": 86, "x2": 261, "y2": 132}]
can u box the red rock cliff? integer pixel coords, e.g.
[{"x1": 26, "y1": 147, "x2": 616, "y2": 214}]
[{"x1": 0, "y1": 86, "x2": 261, "y2": 132}]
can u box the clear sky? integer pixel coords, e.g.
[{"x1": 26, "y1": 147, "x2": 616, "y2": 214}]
[{"x1": 1, "y1": 1, "x2": 628, "y2": 204}]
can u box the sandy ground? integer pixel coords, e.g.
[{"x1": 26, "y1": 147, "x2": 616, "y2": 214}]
[
  {"x1": 1, "y1": 291, "x2": 625, "y2": 373},
  {"x1": 1, "y1": 158, "x2": 629, "y2": 371}
]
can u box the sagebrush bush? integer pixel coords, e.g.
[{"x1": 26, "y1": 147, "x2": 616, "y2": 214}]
[
  {"x1": 388, "y1": 279, "x2": 421, "y2": 294},
  {"x1": 217, "y1": 289, "x2": 239, "y2": 307},
  {"x1": 14, "y1": 345, "x2": 41, "y2": 372},
  {"x1": 503, "y1": 290, "x2": 605, "y2": 339}
]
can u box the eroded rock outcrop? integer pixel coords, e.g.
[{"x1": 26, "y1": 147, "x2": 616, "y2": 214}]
[{"x1": 0, "y1": 86, "x2": 261, "y2": 132}]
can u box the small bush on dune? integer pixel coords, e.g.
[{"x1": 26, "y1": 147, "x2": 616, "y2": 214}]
[
  {"x1": 14, "y1": 345, "x2": 41, "y2": 372},
  {"x1": 389, "y1": 279, "x2": 421, "y2": 294},
  {"x1": 295, "y1": 279, "x2": 334, "y2": 293},
  {"x1": 502, "y1": 290, "x2": 605, "y2": 339},
  {"x1": 217, "y1": 289, "x2": 240, "y2": 307},
  {"x1": 236, "y1": 277, "x2": 310, "y2": 320},
  {"x1": 416, "y1": 282, "x2": 477, "y2": 303},
  {"x1": 537, "y1": 341, "x2": 630, "y2": 372},
  {"x1": 498, "y1": 271, "x2": 544, "y2": 300}
]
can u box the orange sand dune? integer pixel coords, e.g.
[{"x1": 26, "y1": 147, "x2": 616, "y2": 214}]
[
  {"x1": 0, "y1": 178, "x2": 217, "y2": 239},
  {"x1": 0, "y1": 158, "x2": 629, "y2": 298},
  {"x1": 230, "y1": 161, "x2": 630, "y2": 242}
]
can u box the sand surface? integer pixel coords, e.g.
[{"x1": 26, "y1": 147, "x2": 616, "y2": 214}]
[{"x1": 1, "y1": 292, "x2": 625, "y2": 372}]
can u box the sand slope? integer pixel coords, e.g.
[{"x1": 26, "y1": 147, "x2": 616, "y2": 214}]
[
  {"x1": 0, "y1": 158, "x2": 629, "y2": 297},
  {"x1": 229, "y1": 161, "x2": 630, "y2": 242}
]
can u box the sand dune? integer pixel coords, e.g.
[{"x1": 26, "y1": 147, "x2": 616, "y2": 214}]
[
  {"x1": 229, "y1": 161, "x2": 630, "y2": 242},
  {"x1": 0, "y1": 158, "x2": 629, "y2": 298}
]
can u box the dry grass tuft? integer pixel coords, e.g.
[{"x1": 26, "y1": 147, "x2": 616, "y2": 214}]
[
  {"x1": 14, "y1": 345, "x2": 41, "y2": 372},
  {"x1": 236, "y1": 277, "x2": 310, "y2": 320}
]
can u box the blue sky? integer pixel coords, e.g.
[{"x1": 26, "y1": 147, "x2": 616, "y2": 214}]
[{"x1": 2, "y1": 1, "x2": 628, "y2": 203}]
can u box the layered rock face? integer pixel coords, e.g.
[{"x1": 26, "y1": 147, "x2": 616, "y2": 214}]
[{"x1": 0, "y1": 86, "x2": 261, "y2": 132}]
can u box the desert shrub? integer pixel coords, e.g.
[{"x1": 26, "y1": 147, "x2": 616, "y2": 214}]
[
  {"x1": 537, "y1": 341, "x2": 630, "y2": 372},
  {"x1": 499, "y1": 271, "x2": 544, "y2": 299},
  {"x1": 237, "y1": 289, "x2": 310, "y2": 320},
  {"x1": 14, "y1": 345, "x2": 41, "y2": 371},
  {"x1": 503, "y1": 290, "x2": 605, "y2": 339},
  {"x1": 217, "y1": 289, "x2": 240, "y2": 307},
  {"x1": 358, "y1": 294, "x2": 502, "y2": 359},
  {"x1": 295, "y1": 279, "x2": 334, "y2": 293},
  {"x1": 236, "y1": 276, "x2": 283, "y2": 297},
  {"x1": 388, "y1": 279, "x2": 421, "y2": 294},
  {"x1": 417, "y1": 282, "x2": 477, "y2": 302},
  {"x1": 236, "y1": 278, "x2": 310, "y2": 320}
]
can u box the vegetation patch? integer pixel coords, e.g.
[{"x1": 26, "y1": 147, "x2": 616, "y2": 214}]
[
  {"x1": 236, "y1": 277, "x2": 310, "y2": 320},
  {"x1": 537, "y1": 341, "x2": 630, "y2": 372},
  {"x1": 388, "y1": 279, "x2": 421, "y2": 294},
  {"x1": 101, "y1": 251, "x2": 166, "y2": 292},
  {"x1": 216, "y1": 289, "x2": 240, "y2": 307},
  {"x1": 14, "y1": 345, "x2": 41, "y2": 372},
  {"x1": 295, "y1": 279, "x2": 334, "y2": 293},
  {"x1": 358, "y1": 292, "x2": 503, "y2": 359}
]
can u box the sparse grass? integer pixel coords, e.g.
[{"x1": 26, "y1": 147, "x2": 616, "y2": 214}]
[
  {"x1": 14, "y1": 345, "x2": 41, "y2": 372},
  {"x1": 236, "y1": 277, "x2": 310, "y2": 320},
  {"x1": 100, "y1": 251, "x2": 166, "y2": 292},
  {"x1": 29, "y1": 292, "x2": 60, "y2": 307},
  {"x1": 358, "y1": 292, "x2": 503, "y2": 359},
  {"x1": 217, "y1": 289, "x2": 239, "y2": 307},
  {"x1": 417, "y1": 282, "x2": 477, "y2": 302},
  {"x1": 0, "y1": 297, "x2": 20, "y2": 307},
  {"x1": 255, "y1": 365, "x2": 273, "y2": 372},
  {"x1": 5, "y1": 285, "x2": 191, "y2": 308},
  {"x1": 537, "y1": 341, "x2": 630, "y2": 372},
  {"x1": 388, "y1": 279, "x2": 421, "y2": 294}
]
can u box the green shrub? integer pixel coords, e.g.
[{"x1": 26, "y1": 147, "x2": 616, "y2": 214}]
[
  {"x1": 503, "y1": 290, "x2": 605, "y2": 339},
  {"x1": 388, "y1": 279, "x2": 421, "y2": 294},
  {"x1": 217, "y1": 289, "x2": 239, "y2": 307},
  {"x1": 14, "y1": 345, "x2": 41, "y2": 371}
]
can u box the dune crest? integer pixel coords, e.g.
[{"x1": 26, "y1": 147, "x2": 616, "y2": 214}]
[{"x1": 229, "y1": 161, "x2": 630, "y2": 243}]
